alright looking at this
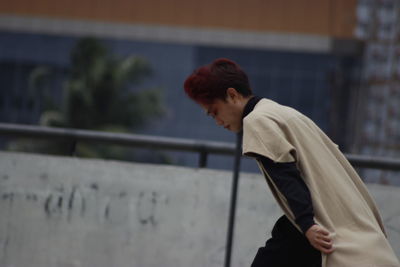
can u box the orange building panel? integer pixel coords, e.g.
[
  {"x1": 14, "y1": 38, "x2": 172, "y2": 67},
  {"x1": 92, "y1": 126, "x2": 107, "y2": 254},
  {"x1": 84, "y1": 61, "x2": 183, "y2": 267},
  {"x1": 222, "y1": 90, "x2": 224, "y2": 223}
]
[{"x1": 0, "y1": 0, "x2": 357, "y2": 38}]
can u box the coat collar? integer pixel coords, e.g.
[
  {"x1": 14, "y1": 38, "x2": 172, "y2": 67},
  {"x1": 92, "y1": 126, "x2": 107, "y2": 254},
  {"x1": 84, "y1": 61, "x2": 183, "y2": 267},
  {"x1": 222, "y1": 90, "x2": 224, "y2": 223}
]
[{"x1": 242, "y1": 96, "x2": 262, "y2": 120}]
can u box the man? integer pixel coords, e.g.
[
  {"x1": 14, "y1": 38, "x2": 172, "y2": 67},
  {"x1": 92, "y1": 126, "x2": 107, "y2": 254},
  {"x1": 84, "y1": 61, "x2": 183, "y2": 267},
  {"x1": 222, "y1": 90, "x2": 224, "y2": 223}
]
[{"x1": 183, "y1": 58, "x2": 400, "y2": 267}]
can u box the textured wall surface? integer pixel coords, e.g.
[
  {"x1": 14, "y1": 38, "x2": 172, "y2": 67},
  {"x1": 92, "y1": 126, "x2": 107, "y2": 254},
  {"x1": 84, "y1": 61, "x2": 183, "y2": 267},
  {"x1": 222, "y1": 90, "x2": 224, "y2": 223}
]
[{"x1": 0, "y1": 151, "x2": 399, "y2": 267}]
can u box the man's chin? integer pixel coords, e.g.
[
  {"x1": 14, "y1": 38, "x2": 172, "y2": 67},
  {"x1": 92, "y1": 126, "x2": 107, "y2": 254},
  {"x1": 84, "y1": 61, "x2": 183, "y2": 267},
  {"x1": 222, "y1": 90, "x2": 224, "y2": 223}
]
[
  {"x1": 229, "y1": 127, "x2": 241, "y2": 133},
  {"x1": 223, "y1": 124, "x2": 241, "y2": 133}
]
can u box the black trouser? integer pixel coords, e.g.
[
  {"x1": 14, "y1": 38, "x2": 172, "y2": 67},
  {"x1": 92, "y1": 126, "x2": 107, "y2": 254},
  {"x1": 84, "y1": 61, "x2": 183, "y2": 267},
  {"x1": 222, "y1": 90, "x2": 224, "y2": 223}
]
[{"x1": 251, "y1": 215, "x2": 321, "y2": 267}]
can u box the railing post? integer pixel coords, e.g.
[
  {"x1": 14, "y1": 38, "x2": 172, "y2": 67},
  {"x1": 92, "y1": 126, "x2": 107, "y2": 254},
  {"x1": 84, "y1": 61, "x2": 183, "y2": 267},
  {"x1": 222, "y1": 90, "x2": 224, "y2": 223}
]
[
  {"x1": 69, "y1": 140, "x2": 77, "y2": 156},
  {"x1": 224, "y1": 133, "x2": 242, "y2": 267},
  {"x1": 199, "y1": 150, "x2": 208, "y2": 168}
]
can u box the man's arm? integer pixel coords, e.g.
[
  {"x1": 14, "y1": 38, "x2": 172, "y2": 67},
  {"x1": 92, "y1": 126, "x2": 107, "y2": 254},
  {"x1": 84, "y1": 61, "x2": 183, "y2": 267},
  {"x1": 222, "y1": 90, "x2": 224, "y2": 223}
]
[
  {"x1": 259, "y1": 156, "x2": 334, "y2": 254},
  {"x1": 259, "y1": 156, "x2": 315, "y2": 233}
]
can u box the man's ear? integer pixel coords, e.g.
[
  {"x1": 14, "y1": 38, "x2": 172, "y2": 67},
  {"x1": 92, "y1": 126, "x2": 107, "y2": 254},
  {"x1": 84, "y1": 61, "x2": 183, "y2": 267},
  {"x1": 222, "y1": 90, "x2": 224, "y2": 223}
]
[{"x1": 226, "y1": 87, "x2": 238, "y2": 102}]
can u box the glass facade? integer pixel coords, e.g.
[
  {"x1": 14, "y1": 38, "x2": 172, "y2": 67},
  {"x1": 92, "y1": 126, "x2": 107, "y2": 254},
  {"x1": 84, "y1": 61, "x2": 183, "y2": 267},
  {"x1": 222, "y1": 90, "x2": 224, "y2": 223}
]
[{"x1": 0, "y1": 31, "x2": 359, "y2": 171}]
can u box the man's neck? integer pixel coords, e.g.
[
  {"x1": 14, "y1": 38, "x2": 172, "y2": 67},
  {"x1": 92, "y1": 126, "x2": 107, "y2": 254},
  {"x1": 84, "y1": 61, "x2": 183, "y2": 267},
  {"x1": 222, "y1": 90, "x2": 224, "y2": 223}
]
[{"x1": 242, "y1": 96, "x2": 262, "y2": 120}]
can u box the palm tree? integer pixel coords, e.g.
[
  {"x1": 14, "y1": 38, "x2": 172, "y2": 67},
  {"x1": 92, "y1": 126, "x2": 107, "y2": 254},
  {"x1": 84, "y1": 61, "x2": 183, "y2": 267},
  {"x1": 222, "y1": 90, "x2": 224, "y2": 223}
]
[{"x1": 9, "y1": 37, "x2": 165, "y2": 161}]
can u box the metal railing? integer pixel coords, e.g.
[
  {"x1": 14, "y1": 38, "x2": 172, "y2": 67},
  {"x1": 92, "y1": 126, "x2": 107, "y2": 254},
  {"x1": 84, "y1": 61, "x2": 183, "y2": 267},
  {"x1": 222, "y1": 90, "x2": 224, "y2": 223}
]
[
  {"x1": 1, "y1": 122, "x2": 400, "y2": 170},
  {"x1": 0, "y1": 122, "x2": 234, "y2": 167},
  {"x1": 1, "y1": 122, "x2": 400, "y2": 267}
]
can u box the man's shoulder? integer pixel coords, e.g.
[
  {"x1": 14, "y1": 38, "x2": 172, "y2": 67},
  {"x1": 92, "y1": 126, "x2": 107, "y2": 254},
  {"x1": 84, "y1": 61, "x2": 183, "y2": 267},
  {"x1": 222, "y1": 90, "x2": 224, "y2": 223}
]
[
  {"x1": 243, "y1": 106, "x2": 268, "y2": 129},
  {"x1": 244, "y1": 98, "x2": 301, "y2": 126}
]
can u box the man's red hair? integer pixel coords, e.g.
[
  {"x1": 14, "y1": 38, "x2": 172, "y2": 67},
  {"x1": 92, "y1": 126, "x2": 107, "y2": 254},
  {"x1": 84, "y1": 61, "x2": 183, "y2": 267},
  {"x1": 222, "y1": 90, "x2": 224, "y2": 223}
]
[{"x1": 183, "y1": 58, "x2": 252, "y2": 104}]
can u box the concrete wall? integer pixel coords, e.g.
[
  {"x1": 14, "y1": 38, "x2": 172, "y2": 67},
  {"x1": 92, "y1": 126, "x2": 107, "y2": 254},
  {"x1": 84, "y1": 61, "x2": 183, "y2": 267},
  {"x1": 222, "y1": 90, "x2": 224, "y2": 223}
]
[{"x1": 0, "y1": 151, "x2": 399, "y2": 267}]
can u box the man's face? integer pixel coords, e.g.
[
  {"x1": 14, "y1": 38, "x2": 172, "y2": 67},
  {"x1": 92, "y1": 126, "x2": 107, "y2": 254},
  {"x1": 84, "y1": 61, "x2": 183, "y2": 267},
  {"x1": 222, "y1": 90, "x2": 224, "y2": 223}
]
[{"x1": 200, "y1": 96, "x2": 244, "y2": 133}]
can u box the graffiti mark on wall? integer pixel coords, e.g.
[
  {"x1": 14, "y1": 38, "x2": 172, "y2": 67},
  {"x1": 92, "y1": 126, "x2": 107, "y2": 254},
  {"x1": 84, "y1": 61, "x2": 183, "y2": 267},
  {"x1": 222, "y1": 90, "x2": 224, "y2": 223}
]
[
  {"x1": 137, "y1": 191, "x2": 158, "y2": 227},
  {"x1": 1, "y1": 182, "x2": 169, "y2": 228}
]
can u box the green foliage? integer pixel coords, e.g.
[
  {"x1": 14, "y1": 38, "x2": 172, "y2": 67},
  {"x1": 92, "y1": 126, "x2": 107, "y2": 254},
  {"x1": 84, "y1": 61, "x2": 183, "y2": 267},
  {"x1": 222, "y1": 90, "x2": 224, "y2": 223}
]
[
  {"x1": 28, "y1": 66, "x2": 55, "y2": 111},
  {"x1": 9, "y1": 37, "x2": 168, "y2": 163}
]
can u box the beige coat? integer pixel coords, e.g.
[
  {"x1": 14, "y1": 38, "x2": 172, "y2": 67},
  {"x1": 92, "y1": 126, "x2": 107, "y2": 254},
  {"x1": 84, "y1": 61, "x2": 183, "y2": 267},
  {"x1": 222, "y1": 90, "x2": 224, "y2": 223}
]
[{"x1": 242, "y1": 99, "x2": 400, "y2": 267}]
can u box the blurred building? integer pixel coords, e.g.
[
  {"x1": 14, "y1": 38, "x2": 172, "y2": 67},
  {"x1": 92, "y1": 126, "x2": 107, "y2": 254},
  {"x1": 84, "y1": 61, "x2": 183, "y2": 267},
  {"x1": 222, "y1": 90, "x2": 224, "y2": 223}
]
[
  {"x1": 354, "y1": 0, "x2": 400, "y2": 184},
  {"x1": 0, "y1": 0, "x2": 367, "y2": 171}
]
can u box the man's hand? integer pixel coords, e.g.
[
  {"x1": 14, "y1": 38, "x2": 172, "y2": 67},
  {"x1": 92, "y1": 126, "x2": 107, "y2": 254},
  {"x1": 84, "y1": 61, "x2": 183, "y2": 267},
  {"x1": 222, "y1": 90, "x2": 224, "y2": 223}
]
[{"x1": 305, "y1": 224, "x2": 335, "y2": 254}]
